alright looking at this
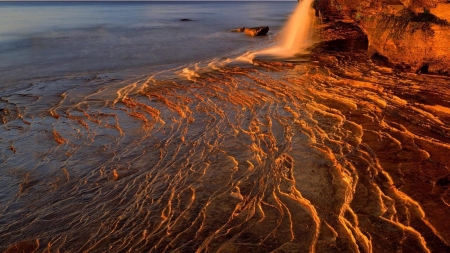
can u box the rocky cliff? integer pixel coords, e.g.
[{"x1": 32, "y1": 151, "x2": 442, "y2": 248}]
[{"x1": 316, "y1": 0, "x2": 450, "y2": 74}]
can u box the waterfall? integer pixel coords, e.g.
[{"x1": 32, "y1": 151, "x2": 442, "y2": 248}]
[
  {"x1": 252, "y1": 0, "x2": 317, "y2": 59},
  {"x1": 279, "y1": 0, "x2": 316, "y2": 54}
]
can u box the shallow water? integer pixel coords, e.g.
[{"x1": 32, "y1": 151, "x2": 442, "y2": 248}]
[
  {"x1": 1, "y1": 2, "x2": 450, "y2": 253},
  {"x1": 0, "y1": 1, "x2": 295, "y2": 84}
]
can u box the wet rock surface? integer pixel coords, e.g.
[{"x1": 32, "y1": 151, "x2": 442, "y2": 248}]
[
  {"x1": 1, "y1": 38, "x2": 450, "y2": 252},
  {"x1": 244, "y1": 26, "x2": 269, "y2": 36},
  {"x1": 230, "y1": 27, "x2": 245, "y2": 33}
]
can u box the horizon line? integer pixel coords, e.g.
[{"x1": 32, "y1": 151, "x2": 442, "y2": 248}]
[{"x1": 1, "y1": 0, "x2": 298, "y2": 2}]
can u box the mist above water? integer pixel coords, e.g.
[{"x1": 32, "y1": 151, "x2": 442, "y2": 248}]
[{"x1": 0, "y1": 1, "x2": 295, "y2": 85}]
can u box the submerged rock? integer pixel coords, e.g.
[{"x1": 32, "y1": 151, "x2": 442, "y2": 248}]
[{"x1": 244, "y1": 26, "x2": 269, "y2": 36}]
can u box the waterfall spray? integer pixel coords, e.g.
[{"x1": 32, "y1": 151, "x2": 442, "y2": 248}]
[
  {"x1": 279, "y1": 0, "x2": 316, "y2": 54},
  {"x1": 249, "y1": 0, "x2": 317, "y2": 59}
]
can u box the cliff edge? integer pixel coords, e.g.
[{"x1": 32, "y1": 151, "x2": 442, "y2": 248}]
[{"x1": 316, "y1": 0, "x2": 450, "y2": 74}]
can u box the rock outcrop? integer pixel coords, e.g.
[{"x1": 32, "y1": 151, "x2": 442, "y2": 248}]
[
  {"x1": 316, "y1": 0, "x2": 450, "y2": 74},
  {"x1": 244, "y1": 26, "x2": 269, "y2": 36}
]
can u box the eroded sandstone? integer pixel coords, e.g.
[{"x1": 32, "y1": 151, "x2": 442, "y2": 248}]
[{"x1": 316, "y1": 0, "x2": 450, "y2": 74}]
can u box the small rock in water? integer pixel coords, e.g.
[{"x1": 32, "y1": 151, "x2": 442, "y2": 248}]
[
  {"x1": 244, "y1": 26, "x2": 269, "y2": 36},
  {"x1": 230, "y1": 27, "x2": 245, "y2": 33},
  {"x1": 180, "y1": 19, "x2": 193, "y2": 22}
]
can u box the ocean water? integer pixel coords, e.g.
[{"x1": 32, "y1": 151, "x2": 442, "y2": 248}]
[
  {"x1": 0, "y1": 1, "x2": 296, "y2": 84},
  {"x1": 1, "y1": 1, "x2": 450, "y2": 252}
]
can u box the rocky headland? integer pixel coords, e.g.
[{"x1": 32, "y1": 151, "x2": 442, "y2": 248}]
[{"x1": 315, "y1": 0, "x2": 450, "y2": 74}]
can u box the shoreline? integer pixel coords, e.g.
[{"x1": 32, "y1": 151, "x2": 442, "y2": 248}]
[
  {"x1": 1, "y1": 1, "x2": 450, "y2": 251},
  {"x1": 1, "y1": 40, "x2": 450, "y2": 251}
]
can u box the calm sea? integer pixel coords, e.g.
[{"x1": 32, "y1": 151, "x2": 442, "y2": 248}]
[{"x1": 0, "y1": 1, "x2": 296, "y2": 84}]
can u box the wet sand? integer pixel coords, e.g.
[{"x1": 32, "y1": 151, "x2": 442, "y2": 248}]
[{"x1": 1, "y1": 40, "x2": 450, "y2": 252}]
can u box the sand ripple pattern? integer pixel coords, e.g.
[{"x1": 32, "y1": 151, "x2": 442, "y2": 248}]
[{"x1": 1, "y1": 54, "x2": 450, "y2": 252}]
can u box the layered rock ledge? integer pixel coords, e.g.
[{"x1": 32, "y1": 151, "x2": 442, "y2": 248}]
[{"x1": 316, "y1": 0, "x2": 450, "y2": 74}]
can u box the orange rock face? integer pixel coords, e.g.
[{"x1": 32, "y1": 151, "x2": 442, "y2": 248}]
[{"x1": 316, "y1": 0, "x2": 450, "y2": 74}]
